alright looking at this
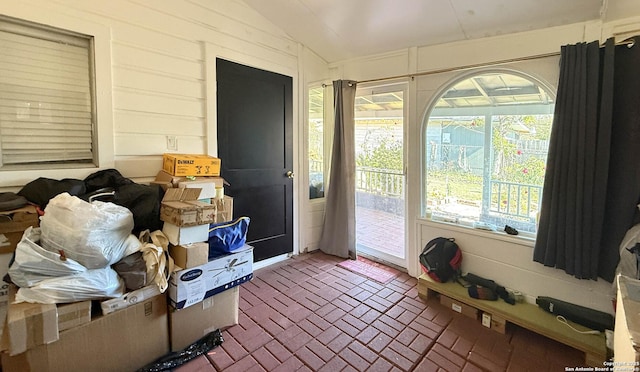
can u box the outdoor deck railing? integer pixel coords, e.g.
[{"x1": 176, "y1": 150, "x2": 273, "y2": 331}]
[
  {"x1": 355, "y1": 166, "x2": 404, "y2": 197},
  {"x1": 489, "y1": 180, "x2": 542, "y2": 222},
  {"x1": 353, "y1": 167, "x2": 541, "y2": 225}
]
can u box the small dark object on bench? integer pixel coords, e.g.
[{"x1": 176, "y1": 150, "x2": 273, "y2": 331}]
[
  {"x1": 504, "y1": 225, "x2": 519, "y2": 235},
  {"x1": 536, "y1": 296, "x2": 614, "y2": 331},
  {"x1": 468, "y1": 285, "x2": 498, "y2": 300},
  {"x1": 464, "y1": 273, "x2": 515, "y2": 305}
]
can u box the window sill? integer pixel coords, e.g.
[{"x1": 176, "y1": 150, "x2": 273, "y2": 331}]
[
  {"x1": 417, "y1": 217, "x2": 536, "y2": 248},
  {"x1": 0, "y1": 166, "x2": 101, "y2": 189}
]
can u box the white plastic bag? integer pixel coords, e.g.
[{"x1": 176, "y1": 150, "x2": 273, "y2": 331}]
[
  {"x1": 40, "y1": 193, "x2": 134, "y2": 269},
  {"x1": 8, "y1": 227, "x2": 87, "y2": 288},
  {"x1": 121, "y1": 233, "x2": 143, "y2": 258},
  {"x1": 13, "y1": 267, "x2": 125, "y2": 304}
]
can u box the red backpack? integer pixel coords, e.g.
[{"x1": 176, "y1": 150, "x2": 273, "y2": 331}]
[{"x1": 419, "y1": 237, "x2": 462, "y2": 283}]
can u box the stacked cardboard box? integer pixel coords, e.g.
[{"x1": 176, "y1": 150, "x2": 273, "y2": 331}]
[
  {"x1": 161, "y1": 187, "x2": 215, "y2": 246},
  {"x1": 166, "y1": 244, "x2": 253, "y2": 351},
  {"x1": 152, "y1": 170, "x2": 233, "y2": 221},
  {"x1": 155, "y1": 171, "x2": 233, "y2": 243},
  {"x1": 0, "y1": 205, "x2": 39, "y2": 255},
  {"x1": 0, "y1": 205, "x2": 165, "y2": 371},
  {"x1": 0, "y1": 158, "x2": 251, "y2": 368},
  {"x1": 1, "y1": 291, "x2": 169, "y2": 371},
  {"x1": 169, "y1": 245, "x2": 253, "y2": 308},
  {"x1": 0, "y1": 205, "x2": 40, "y2": 347},
  {"x1": 156, "y1": 159, "x2": 253, "y2": 351},
  {"x1": 166, "y1": 209, "x2": 252, "y2": 348}
]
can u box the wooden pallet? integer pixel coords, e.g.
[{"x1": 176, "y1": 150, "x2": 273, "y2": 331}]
[{"x1": 417, "y1": 274, "x2": 608, "y2": 366}]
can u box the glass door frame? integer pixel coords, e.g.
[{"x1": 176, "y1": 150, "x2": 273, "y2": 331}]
[{"x1": 354, "y1": 81, "x2": 408, "y2": 268}]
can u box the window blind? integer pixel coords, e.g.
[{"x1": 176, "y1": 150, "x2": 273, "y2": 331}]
[{"x1": 0, "y1": 17, "x2": 94, "y2": 166}]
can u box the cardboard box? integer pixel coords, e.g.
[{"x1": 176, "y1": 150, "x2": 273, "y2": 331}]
[
  {"x1": 6, "y1": 286, "x2": 58, "y2": 356},
  {"x1": 615, "y1": 275, "x2": 640, "y2": 365},
  {"x1": 439, "y1": 294, "x2": 479, "y2": 319},
  {"x1": 162, "y1": 153, "x2": 221, "y2": 177},
  {"x1": 0, "y1": 282, "x2": 8, "y2": 349},
  {"x1": 100, "y1": 284, "x2": 162, "y2": 315},
  {"x1": 481, "y1": 312, "x2": 506, "y2": 334},
  {"x1": 150, "y1": 170, "x2": 185, "y2": 191},
  {"x1": 160, "y1": 188, "x2": 217, "y2": 227},
  {"x1": 162, "y1": 222, "x2": 209, "y2": 246},
  {"x1": 169, "y1": 245, "x2": 253, "y2": 310},
  {"x1": 214, "y1": 196, "x2": 234, "y2": 223},
  {"x1": 179, "y1": 178, "x2": 225, "y2": 200},
  {"x1": 0, "y1": 253, "x2": 12, "y2": 301},
  {"x1": 151, "y1": 170, "x2": 227, "y2": 195},
  {"x1": 169, "y1": 286, "x2": 239, "y2": 351},
  {"x1": 1, "y1": 293, "x2": 169, "y2": 372},
  {"x1": 490, "y1": 314, "x2": 506, "y2": 334},
  {"x1": 0, "y1": 205, "x2": 39, "y2": 254},
  {"x1": 0, "y1": 280, "x2": 12, "y2": 352},
  {"x1": 170, "y1": 242, "x2": 209, "y2": 269},
  {"x1": 57, "y1": 301, "x2": 91, "y2": 332}
]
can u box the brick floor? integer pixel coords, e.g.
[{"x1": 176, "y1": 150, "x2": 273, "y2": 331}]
[{"x1": 174, "y1": 251, "x2": 585, "y2": 371}]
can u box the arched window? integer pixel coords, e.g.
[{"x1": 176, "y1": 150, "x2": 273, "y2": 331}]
[{"x1": 423, "y1": 70, "x2": 555, "y2": 235}]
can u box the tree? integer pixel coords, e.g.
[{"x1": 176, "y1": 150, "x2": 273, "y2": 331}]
[{"x1": 356, "y1": 126, "x2": 402, "y2": 170}]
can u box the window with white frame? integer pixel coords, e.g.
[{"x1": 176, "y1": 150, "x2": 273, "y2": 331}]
[
  {"x1": 0, "y1": 16, "x2": 95, "y2": 170},
  {"x1": 423, "y1": 70, "x2": 555, "y2": 235},
  {"x1": 308, "y1": 85, "x2": 325, "y2": 199}
]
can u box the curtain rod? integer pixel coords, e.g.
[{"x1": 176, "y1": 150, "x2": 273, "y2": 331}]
[
  {"x1": 605, "y1": 37, "x2": 636, "y2": 48},
  {"x1": 354, "y1": 51, "x2": 561, "y2": 85},
  {"x1": 325, "y1": 37, "x2": 636, "y2": 87},
  {"x1": 356, "y1": 37, "x2": 637, "y2": 85}
]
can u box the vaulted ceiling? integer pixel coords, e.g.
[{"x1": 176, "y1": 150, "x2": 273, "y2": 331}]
[{"x1": 244, "y1": 0, "x2": 640, "y2": 63}]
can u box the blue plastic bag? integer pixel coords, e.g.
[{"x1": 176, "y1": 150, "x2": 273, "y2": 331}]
[{"x1": 208, "y1": 216, "x2": 250, "y2": 259}]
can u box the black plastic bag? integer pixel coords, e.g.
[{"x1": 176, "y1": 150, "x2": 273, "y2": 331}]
[
  {"x1": 84, "y1": 168, "x2": 134, "y2": 190},
  {"x1": 17, "y1": 169, "x2": 163, "y2": 235},
  {"x1": 17, "y1": 177, "x2": 86, "y2": 208},
  {"x1": 137, "y1": 329, "x2": 224, "y2": 372},
  {"x1": 0, "y1": 192, "x2": 28, "y2": 211},
  {"x1": 82, "y1": 169, "x2": 164, "y2": 234}
]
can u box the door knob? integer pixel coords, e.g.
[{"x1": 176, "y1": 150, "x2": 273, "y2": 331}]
[{"x1": 286, "y1": 171, "x2": 294, "y2": 179}]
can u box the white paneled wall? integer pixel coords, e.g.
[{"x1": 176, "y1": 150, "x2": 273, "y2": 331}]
[
  {"x1": 418, "y1": 221, "x2": 614, "y2": 314},
  {"x1": 0, "y1": 0, "x2": 332, "y2": 258},
  {"x1": 304, "y1": 201, "x2": 326, "y2": 253},
  {"x1": 0, "y1": 0, "x2": 304, "y2": 184}
]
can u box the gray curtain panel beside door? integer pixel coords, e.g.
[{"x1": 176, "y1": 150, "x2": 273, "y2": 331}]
[{"x1": 319, "y1": 80, "x2": 358, "y2": 259}]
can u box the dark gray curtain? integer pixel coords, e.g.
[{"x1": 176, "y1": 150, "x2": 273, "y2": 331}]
[
  {"x1": 319, "y1": 80, "x2": 357, "y2": 259},
  {"x1": 534, "y1": 37, "x2": 640, "y2": 282}
]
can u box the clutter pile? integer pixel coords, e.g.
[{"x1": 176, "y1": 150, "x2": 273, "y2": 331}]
[{"x1": 0, "y1": 153, "x2": 253, "y2": 371}]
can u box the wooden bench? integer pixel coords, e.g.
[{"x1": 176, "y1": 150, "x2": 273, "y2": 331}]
[{"x1": 417, "y1": 274, "x2": 608, "y2": 366}]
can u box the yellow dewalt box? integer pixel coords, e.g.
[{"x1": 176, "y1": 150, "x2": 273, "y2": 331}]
[{"x1": 162, "y1": 154, "x2": 221, "y2": 177}]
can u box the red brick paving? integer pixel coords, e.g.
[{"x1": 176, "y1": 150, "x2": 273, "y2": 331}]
[
  {"x1": 174, "y1": 251, "x2": 585, "y2": 371},
  {"x1": 356, "y1": 207, "x2": 405, "y2": 258}
]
